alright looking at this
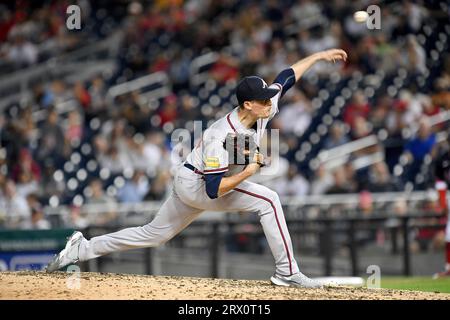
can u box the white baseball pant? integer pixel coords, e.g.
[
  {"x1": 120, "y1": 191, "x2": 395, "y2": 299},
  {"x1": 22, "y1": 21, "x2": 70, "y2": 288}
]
[{"x1": 79, "y1": 166, "x2": 300, "y2": 276}]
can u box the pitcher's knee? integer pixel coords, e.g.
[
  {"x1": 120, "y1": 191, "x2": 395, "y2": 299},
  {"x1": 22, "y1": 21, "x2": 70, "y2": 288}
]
[
  {"x1": 153, "y1": 235, "x2": 170, "y2": 246},
  {"x1": 257, "y1": 188, "x2": 281, "y2": 212},
  {"x1": 263, "y1": 188, "x2": 281, "y2": 205},
  {"x1": 141, "y1": 224, "x2": 172, "y2": 247}
]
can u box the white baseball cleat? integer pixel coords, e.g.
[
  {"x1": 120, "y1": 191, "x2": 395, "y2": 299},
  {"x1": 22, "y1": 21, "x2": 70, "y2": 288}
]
[
  {"x1": 270, "y1": 272, "x2": 323, "y2": 289},
  {"x1": 46, "y1": 231, "x2": 84, "y2": 272}
]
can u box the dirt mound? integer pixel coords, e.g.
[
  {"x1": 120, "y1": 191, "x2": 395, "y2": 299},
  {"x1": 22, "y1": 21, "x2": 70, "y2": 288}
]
[{"x1": 0, "y1": 271, "x2": 448, "y2": 300}]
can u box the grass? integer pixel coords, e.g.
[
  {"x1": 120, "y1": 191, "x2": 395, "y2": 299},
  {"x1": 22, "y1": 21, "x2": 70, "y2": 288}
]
[{"x1": 378, "y1": 276, "x2": 450, "y2": 294}]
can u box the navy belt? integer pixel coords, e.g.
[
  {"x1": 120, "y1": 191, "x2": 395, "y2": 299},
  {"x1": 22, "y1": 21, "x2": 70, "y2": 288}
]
[{"x1": 184, "y1": 163, "x2": 203, "y2": 175}]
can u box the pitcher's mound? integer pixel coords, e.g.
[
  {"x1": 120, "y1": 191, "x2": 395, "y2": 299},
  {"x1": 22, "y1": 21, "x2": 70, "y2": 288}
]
[{"x1": 0, "y1": 271, "x2": 448, "y2": 300}]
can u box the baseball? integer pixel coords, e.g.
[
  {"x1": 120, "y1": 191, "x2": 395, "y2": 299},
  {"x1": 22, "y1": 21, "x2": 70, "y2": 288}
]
[{"x1": 353, "y1": 11, "x2": 368, "y2": 23}]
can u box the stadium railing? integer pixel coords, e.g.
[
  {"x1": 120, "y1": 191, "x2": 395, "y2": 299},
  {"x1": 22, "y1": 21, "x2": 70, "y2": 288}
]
[
  {"x1": 106, "y1": 71, "x2": 171, "y2": 105},
  {"x1": 0, "y1": 32, "x2": 121, "y2": 111}
]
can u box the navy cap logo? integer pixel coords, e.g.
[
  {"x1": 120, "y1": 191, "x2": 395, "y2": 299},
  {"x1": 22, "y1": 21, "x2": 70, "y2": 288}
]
[{"x1": 236, "y1": 76, "x2": 280, "y2": 105}]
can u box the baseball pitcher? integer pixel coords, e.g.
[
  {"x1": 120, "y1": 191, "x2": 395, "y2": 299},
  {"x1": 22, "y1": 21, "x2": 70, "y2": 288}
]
[{"x1": 46, "y1": 48, "x2": 347, "y2": 288}]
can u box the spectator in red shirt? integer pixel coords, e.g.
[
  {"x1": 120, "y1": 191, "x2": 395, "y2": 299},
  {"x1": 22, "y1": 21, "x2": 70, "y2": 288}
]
[
  {"x1": 209, "y1": 53, "x2": 239, "y2": 84},
  {"x1": 73, "y1": 81, "x2": 91, "y2": 110},
  {"x1": 11, "y1": 148, "x2": 41, "y2": 183},
  {"x1": 158, "y1": 94, "x2": 178, "y2": 127},
  {"x1": 150, "y1": 53, "x2": 171, "y2": 73},
  {"x1": 65, "y1": 110, "x2": 83, "y2": 146},
  {"x1": 0, "y1": 8, "x2": 15, "y2": 43},
  {"x1": 343, "y1": 90, "x2": 371, "y2": 129}
]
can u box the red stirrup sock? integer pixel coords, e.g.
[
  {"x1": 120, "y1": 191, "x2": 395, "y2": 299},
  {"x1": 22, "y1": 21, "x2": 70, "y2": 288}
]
[{"x1": 436, "y1": 181, "x2": 447, "y2": 212}]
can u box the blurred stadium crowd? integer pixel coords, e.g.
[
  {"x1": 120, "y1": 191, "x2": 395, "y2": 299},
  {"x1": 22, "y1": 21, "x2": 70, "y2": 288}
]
[{"x1": 0, "y1": 0, "x2": 449, "y2": 233}]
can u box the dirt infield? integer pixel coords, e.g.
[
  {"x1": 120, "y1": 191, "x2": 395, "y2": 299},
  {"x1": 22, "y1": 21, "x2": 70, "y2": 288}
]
[{"x1": 0, "y1": 271, "x2": 449, "y2": 300}]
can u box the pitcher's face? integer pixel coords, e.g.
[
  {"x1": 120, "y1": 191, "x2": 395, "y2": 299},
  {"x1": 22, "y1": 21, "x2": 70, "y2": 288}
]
[{"x1": 250, "y1": 99, "x2": 272, "y2": 119}]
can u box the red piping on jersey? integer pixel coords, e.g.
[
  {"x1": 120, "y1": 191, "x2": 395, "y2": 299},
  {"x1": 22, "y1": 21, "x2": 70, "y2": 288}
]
[
  {"x1": 193, "y1": 168, "x2": 204, "y2": 174},
  {"x1": 234, "y1": 187, "x2": 293, "y2": 275},
  {"x1": 204, "y1": 167, "x2": 229, "y2": 173},
  {"x1": 227, "y1": 113, "x2": 237, "y2": 132}
]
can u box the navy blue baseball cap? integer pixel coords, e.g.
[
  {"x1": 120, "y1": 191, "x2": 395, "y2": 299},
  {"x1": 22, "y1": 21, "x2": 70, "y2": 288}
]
[{"x1": 236, "y1": 76, "x2": 280, "y2": 105}]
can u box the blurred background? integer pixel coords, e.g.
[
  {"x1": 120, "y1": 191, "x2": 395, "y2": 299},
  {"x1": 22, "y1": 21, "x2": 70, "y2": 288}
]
[{"x1": 0, "y1": 0, "x2": 449, "y2": 280}]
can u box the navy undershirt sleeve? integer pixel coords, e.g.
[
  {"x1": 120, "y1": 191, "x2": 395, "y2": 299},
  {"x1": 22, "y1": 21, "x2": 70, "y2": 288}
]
[
  {"x1": 273, "y1": 68, "x2": 296, "y2": 98},
  {"x1": 204, "y1": 172, "x2": 226, "y2": 199}
]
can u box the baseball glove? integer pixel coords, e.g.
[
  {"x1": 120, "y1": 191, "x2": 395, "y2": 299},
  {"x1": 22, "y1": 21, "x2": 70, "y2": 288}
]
[{"x1": 223, "y1": 132, "x2": 264, "y2": 166}]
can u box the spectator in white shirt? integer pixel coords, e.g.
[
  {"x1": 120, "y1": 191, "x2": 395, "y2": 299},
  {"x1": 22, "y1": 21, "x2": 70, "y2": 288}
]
[
  {"x1": 98, "y1": 145, "x2": 129, "y2": 175},
  {"x1": 275, "y1": 89, "x2": 312, "y2": 137},
  {"x1": 117, "y1": 170, "x2": 149, "y2": 203},
  {"x1": 7, "y1": 35, "x2": 38, "y2": 68},
  {"x1": 0, "y1": 179, "x2": 30, "y2": 229},
  {"x1": 310, "y1": 164, "x2": 334, "y2": 195},
  {"x1": 20, "y1": 194, "x2": 51, "y2": 230},
  {"x1": 272, "y1": 165, "x2": 310, "y2": 199}
]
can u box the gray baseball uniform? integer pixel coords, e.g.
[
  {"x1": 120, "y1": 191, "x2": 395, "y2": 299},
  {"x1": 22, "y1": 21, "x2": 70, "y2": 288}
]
[{"x1": 77, "y1": 81, "x2": 300, "y2": 277}]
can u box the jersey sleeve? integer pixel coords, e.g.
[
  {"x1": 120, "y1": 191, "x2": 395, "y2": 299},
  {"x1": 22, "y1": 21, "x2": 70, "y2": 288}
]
[
  {"x1": 202, "y1": 136, "x2": 229, "y2": 174},
  {"x1": 273, "y1": 68, "x2": 296, "y2": 99},
  {"x1": 204, "y1": 172, "x2": 226, "y2": 199},
  {"x1": 268, "y1": 83, "x2": 282, "y2": 120}
]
